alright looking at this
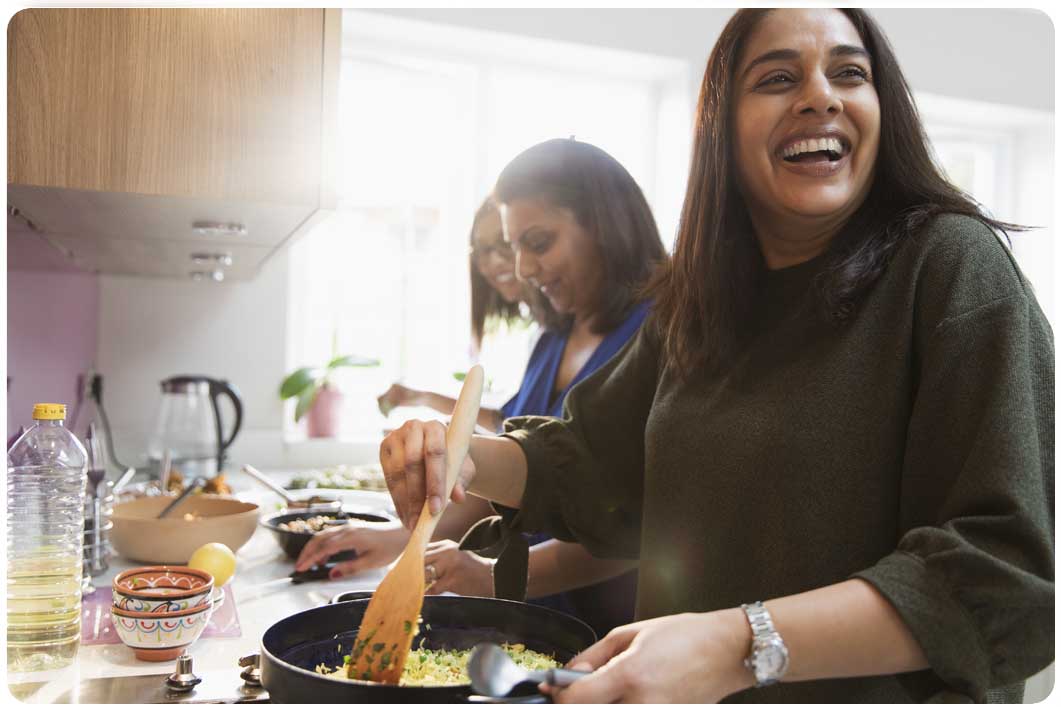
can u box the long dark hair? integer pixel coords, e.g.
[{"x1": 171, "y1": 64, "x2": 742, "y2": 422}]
[
  {"x1": 468, "y1": 197, "x2": 532, "y2": 347},
  {"x1": 494, "y1": 138, "x2": 666, "y2": 334},
  {"x1": 646, "y1": 8, "x2": 1026, "y2": 377}
]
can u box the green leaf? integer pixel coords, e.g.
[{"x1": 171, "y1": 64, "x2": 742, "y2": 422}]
[
  {"x1": 452, "y1": 372, "x2": 466, "y2": 382},
  {"x1": 294, "y1": 385, "x2": 319, "y2": 422},
  {"x1": 279, "y1": 367, "x2": 318, "y2": 399},
  {"x1": 326, "y1": 354, "x2": 380, "y2": 370}
]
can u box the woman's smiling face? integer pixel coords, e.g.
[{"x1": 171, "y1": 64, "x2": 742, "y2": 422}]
[
  {"x1": 500, "y1": 197, "x2": 604, "y2": 321},
  {"x1": 471, "y1": 209, "x2": 523, "y2": 304},
  {"x1": 733, "y1": 9, "x2": 880, "y2": 248}
]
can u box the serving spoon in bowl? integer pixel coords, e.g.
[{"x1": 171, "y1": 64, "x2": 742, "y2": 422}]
[{"x1": 346, "y1": 365, "x2": 484, "y2": 684}]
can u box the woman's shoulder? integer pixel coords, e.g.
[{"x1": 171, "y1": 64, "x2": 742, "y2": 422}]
[
  {"x1": 900, "y1": 212, "x2": 1033, "y2": 301},
  {"x1": 884, "y1": 211, "x2": 1046, "y2": 335}
]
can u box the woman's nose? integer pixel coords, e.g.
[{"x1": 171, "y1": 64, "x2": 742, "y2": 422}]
[
  {"x1": 515, "y1": 250, "x2": 538, "y2": 284},
  {"x1": 792, "y1": 71, "x2": 843, "y2": 116}
]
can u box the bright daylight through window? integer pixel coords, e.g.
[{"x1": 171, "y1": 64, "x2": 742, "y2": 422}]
[{"x1": 286, "y1": 12, "x2": 692, "y2": 441}]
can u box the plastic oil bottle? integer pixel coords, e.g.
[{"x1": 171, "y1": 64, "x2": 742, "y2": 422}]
[{"x1": 7, "y1": 403, "x2": 87, "y2": 672}]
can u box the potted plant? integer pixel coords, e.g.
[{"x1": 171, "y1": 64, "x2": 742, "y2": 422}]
[{"x1": 279, "y1": 341, "x2": 379, "y2": 438}]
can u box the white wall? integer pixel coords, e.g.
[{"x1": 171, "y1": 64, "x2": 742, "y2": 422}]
[
  {"x1": 98, "y1": 8, "x2": 1055, "y2": 474},
  {"x1": 97, "y1": 248, "x2": 292, "y2": 471}
]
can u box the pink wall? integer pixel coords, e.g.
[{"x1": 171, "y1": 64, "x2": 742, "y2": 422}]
[{"x1": 7, "y1": 231, "x2": 100, "y2": 442}]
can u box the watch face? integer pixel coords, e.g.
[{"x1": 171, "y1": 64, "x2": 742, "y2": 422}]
[{"x1": 753, "y1": 638, "x2": 789, "y2": 682}]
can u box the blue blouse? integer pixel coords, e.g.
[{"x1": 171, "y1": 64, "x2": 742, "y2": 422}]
[
  {"x1": 501, "y1": 300, "x2": 651, "y2": 420},
  {"x1": 497, "y1": 300, "x2": 649, "y2": 637}
]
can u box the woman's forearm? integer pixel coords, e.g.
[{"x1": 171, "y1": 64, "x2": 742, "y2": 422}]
[
  {"x1": 465, "y1": 434, "x2": 528, "y2": 508},
  {"x1": 771, "y1": 578, "x2": 928, "y2": 682},
  {"x1": 418, "y1": 392, "x2": 503, "y2": 432},
  {"x1": 527, "y1": 539, "x2": 637, "y2": 599},
  {"x1": 714, "y1": 578, "x2": 929, "y2": 696},
  {"x1": 431, "y1": 494, "x2": 493, "y2": 542}
]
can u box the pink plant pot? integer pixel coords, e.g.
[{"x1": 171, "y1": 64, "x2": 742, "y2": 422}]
[{"x1": 305, "y1": 386, "x2": 343, "y2": 438}]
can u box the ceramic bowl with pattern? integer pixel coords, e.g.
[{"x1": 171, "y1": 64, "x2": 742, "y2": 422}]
[
  {"x1": 110, "y1": 592, "x2": 223, "y2": 661},
  {"x1": 112, "y1": 566, "x2": 214, "y2": 613}
]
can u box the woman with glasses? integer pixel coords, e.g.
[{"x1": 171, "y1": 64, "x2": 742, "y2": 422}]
[
  {"x1": 298, "y1": 139, "x2": 667, "y2": 638},
  {"x1": 376, "y1": 196, "x2": 542, "y2": 432}
]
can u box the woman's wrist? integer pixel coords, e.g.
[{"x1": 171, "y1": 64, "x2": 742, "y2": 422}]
[{"x1": 701, "y1": 608, "x2": 756, "y2": 698}]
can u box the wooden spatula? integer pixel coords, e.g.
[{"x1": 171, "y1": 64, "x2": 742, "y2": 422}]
[{"x1": 347, "y1": 364, "x2": 484, "y2": 683}]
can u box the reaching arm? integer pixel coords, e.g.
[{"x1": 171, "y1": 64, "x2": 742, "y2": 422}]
[
  {"x1": 378, "y1": 384, "x2": 504, "y2": 432},
  {"x1": 525, "y1": 539, "x2": 636, "y2": 599}
]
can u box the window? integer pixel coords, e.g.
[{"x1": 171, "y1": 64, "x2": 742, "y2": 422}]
[
  {"x1": 918, "y1": 92, "x2": 1054, "y2": 320},
  {"x1": 286, "y1": 11, "x2": 691, "y2": 441}
]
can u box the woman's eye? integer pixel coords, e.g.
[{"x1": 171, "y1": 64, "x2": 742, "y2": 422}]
[
  {"x1": 523, "y1": 234, "x2": 553, "y2": 254},
  {"x1": 836, "y1": 66, "x2": 870, "y2": 82},
  {"x1": 755, "y1": 73, "x2": 794, "y2": 89}
]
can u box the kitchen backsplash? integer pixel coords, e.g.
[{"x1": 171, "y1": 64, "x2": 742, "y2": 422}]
[{"x1": 7, "y1": 257, "x2": 100, "y2": 442}]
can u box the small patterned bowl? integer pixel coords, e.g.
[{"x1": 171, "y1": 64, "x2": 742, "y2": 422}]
[
  {"x1": 112, "y1": 566, "x2": 214, "y2": 613},
  {"x1": 110, "y1": 594, "x2": 220, "y2": 661}
]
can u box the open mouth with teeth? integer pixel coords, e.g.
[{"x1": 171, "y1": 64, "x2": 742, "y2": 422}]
[{"x1": 781, "y1": 137, "x2": 848, "y2": 163}]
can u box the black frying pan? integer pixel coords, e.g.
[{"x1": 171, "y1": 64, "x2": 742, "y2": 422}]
[{"x1": 260, "y1": 594, "x2": 597, "y2": 703}]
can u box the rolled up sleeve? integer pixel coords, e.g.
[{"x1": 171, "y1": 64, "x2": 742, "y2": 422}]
[{"x1": 854, "y1": 292, "x2": 1054, "y2": 699}]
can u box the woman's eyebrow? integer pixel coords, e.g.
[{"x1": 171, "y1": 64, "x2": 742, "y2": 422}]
[{"x1": 740, "y1": 44, "x2": 870, "y2": 80}]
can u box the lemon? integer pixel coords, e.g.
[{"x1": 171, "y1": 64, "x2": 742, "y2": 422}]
[{"x1": 188, "y1": 542, "x2": 237, "y2": 587}]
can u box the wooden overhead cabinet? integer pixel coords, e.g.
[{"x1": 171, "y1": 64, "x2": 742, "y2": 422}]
[{"x1": 7, "y1": 8, "x2": 340, "y2": 280}]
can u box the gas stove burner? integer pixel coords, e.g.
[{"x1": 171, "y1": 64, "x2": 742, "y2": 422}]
[{"x1": 166, "y1": 654, "x2": 203, "y2": 692}]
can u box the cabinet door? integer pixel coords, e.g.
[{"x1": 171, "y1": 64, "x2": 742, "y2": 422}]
[{"x1": 8, "y1": 8, "x2": 326, "y2": 206}]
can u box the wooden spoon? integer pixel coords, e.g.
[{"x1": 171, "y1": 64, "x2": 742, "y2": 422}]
[{"x1": 347, "y1": 364, "x2": 484, "y2": 684}]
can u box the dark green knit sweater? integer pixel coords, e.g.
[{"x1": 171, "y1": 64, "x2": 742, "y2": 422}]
[{"x1": 498, "y1": 214, "x2": 1054, "y2": 702}]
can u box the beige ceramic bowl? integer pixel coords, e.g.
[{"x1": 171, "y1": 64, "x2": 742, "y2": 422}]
[{"x1": 111, "y1": 495, "x2": 259, "y2": 564}]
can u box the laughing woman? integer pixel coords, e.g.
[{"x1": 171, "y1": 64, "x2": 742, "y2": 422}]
[{"x1": 379, "y1": 8, "x2": 1053, "y2": 703}]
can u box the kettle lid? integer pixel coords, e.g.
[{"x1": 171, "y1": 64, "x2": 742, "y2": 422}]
[{"x1": 161, "y1": 375, "x2": 217, "y2": 394}]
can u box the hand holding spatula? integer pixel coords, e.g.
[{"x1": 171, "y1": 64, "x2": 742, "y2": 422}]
[{"x1": 346, "y1": 365, "x2": 484, "y2": 683}]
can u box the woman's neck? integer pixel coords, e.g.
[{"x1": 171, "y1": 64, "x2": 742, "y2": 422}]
[{"x1": 749, "y1": 208, "x2": 851, "y2": 270}]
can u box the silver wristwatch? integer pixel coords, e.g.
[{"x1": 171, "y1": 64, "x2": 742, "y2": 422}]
[{"x1": 741, "y1": 601, "x2": 789, "y2": 687}]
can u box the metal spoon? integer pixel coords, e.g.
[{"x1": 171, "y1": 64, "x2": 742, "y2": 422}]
[
  {"x1": 157, "y1": 477, "x2": 206, "y2": 518},
  {"x1": 241, "y1": 464, "x2": 340, "y2": 511},
  {"x1": 467, "y1": 643, "x2": 589, "y2": 698}
]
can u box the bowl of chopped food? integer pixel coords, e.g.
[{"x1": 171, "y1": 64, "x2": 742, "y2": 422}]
[
  {"x1": 111, "y1": 495, "x2": 259, "y2": 564},
  {"x1": 260, "y1": 508, "x2": 394, "y2": 560},
  {"x1": 287, "y1": 464, "x2": 388, "y2": 493},
  {"x1": 259, "y1": 594, "x2": 596, "y2": 703}
]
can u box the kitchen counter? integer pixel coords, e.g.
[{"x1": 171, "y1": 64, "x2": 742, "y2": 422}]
[{"x1": 5, "y1": 468, "x2": 395, "y2": 703}]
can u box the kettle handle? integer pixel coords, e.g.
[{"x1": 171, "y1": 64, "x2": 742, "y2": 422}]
[{"x1": 209, "y1": 379, "x2": 244, "y2": 470}]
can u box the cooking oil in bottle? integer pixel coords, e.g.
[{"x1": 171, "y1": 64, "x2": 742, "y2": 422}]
[{"x1": 7, "y1": 404, "x2": 87, "y2": 672}]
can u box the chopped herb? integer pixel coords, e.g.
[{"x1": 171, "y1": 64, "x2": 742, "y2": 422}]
[
  {"x1": 372, "y1": 642, "x2": 385, "y2": 653},
  {"x1": 361, "y1": 671, "x2": 371, "y2": 681},
  {"x1": 380, "y1": 652, "x2": 392, "y2": 670},
  {"x1": 403, "y1": 620, "x2": 412, "y2": 634}
]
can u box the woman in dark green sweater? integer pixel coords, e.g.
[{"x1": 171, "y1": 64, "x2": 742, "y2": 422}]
[{"x1": 380, "y1": 8, "x2": 1053, "y2": 702}]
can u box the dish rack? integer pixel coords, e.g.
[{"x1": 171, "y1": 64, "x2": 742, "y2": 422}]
[{"x1": 82, "y1": 479, "x2": 115, "y2": 594}]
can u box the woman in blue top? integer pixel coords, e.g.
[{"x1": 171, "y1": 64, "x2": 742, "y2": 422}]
[
  {"x1": 422, "y1": 138, "x2": 665, "y2": 637},
  {"x1": 298, "y1": 138, "x2": 665, "y2": 637}
]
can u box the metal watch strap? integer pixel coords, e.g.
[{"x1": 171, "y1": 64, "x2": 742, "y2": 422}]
[{"x1": 742, "y1": 601, "x2": 776, "y2": 639}]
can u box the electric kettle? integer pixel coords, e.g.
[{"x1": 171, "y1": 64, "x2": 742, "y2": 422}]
[{"x1": 147, "y1": 375, "x2": 243, "y2": 479}]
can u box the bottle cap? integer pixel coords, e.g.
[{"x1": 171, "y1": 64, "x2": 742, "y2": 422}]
[{"x1": 32, "y1": 403, "x2": 66, "y2": 420}]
